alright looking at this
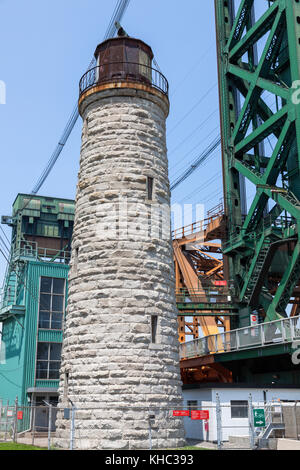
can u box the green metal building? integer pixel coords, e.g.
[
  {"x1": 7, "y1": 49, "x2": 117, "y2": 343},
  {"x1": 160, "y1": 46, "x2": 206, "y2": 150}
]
[{"x1": 0, "y1": 193, "x2": 74, "y2": 409}]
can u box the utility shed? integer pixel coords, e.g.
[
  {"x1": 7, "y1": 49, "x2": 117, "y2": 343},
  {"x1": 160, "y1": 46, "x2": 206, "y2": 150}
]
[{"x1": 182, "y1": 384, "x2": 300, "y2": 442}]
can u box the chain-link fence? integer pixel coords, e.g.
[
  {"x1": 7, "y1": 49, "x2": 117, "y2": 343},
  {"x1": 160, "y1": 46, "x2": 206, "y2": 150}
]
[{"x1": 0, "y1": 399, "x2": 298, "y2": 450}]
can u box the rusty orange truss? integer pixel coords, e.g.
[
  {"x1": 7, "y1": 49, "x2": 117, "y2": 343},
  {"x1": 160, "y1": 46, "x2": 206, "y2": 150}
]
[{"x1": 172, "y1": 203, "x2": 231, "y2": 343}]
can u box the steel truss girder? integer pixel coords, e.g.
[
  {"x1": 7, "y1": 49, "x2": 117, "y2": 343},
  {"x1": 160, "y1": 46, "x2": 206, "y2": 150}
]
[{"x1": 215, "y1": 0, "x2": 300, "y2": 322}]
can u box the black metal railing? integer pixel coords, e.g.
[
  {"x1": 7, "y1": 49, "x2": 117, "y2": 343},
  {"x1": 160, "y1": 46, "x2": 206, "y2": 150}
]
[{"x1": 79, "y1": 62, "x2": 169, "y2": 97}]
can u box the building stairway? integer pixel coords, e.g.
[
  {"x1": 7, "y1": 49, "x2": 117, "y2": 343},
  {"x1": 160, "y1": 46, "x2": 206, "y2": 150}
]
[{"x1": 242, "y1": 238, "x2": 271, "y2": 304}]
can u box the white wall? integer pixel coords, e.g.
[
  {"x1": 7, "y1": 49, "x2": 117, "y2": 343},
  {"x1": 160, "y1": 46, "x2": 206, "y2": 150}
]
[
  {"x1": 182, "y1": 388, "x2": 214, "y2": 441},
  {"x1": 183, "y1": 387, "x2": 300, "y2": 442}
]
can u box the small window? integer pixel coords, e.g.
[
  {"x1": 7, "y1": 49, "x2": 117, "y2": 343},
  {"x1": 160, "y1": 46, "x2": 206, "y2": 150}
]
[
  {"x1": 64, "y1": 372, "x2": 69, "y2": 398},
  {"x1": 147, "y1": 176, "x2": 154, "y2": 200},
  {"x1": 151, "y1": 315, "x2": 158, "y2": 343},
  {"x1": 230, "y1": 400, "x2": 248, "y2": 418},
  {"x1": 73, "y1": 247, "x2": 79, "y2": 273}
]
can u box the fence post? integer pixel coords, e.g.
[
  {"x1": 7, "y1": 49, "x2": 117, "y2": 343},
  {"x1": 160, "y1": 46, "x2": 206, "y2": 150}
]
[
  {"x1": 148, "y1": 412, "x2": 155, "y2": 450},
  {"x1": 294, "y1": 403, "x2": 298, "y2": 440},
  {"x1": 31, "y1": 406, "x2": 36, "y2": 446},
  {"x1": 0, "y1": 399, "x2": 2, "y2": 436},
  {"x1": 248, "y1": 394, "x2": 255, "y2": 450},
  {"x1": 13, "y1": 396, "x2": 18, "y2": 443},
  {"x1": 4, "y1": 400, "x2": 9, "y2": 441},
  {"x1": 148, "y1": 417, "x2": 152, "y2": 450},
  {"x1": 48, "y1": 404, "x2": 52, "y2": 450},
  {"x1": 216, "y1": 393, "x2": 222, "y2": 450},
  {"x1": 70, "y1": 404, "x2": 76, "y2": 450}
]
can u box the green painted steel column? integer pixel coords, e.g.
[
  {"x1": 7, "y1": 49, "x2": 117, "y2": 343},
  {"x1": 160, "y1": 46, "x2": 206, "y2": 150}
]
[{"x1": 215, "y1": 0, "x2": 300, "y2": 324}]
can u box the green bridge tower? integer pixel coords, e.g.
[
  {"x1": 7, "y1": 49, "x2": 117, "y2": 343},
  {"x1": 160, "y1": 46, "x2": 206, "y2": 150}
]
[{"x1": 215, "y1": 0, "x2": 300, "y2": 326}]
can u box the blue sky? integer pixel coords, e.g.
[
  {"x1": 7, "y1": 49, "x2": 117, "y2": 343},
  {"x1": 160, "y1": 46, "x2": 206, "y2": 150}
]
[{"x1": 0, "y1": 0, "x2": 221, "y2": 282}]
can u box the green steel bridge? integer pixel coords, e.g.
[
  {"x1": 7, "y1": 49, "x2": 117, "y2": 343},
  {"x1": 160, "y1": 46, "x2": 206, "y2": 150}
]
[{"x1": 214, "y1": 0, "x2": 300, "y2": 326}]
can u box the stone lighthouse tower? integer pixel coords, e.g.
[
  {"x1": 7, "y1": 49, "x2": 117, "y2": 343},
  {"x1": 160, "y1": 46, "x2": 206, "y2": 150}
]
[{"x1": 55, "y1": 34, "x2": 185, "y2": 450}]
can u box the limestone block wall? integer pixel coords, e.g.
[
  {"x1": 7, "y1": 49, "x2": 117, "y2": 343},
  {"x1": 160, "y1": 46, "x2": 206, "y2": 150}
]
[{"x1": 55, "y1": 87, "x2": 185, "y2": 449}]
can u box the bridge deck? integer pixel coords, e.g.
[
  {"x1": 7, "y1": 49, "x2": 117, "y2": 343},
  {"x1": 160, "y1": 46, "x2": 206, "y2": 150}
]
[{"x1": 179, "y1": 315, "x2": 300, "y2": 362}]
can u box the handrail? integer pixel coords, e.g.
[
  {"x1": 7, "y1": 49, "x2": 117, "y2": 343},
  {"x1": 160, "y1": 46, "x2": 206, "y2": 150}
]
[
  {"x1": 79, "y1": 62, "x2": 169, "y2": 97},
  {"x1": 223, "y1": 215, "x2": 295, "y2": 250},
  {"x1": 180, "y1": 315, "x2": 300, "y2": 359},
  {"x1": 172, "y1": 211, "x2": 224, "y2": 241},
  {"x1": 175, "y1": 284, "x2": 235, "y2": 301}
]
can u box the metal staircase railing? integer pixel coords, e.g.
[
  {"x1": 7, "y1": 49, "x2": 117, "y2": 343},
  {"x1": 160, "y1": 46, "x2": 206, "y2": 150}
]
[
  {"x1": 255, "y1": 401, "x2": 285, "y2": 445},
  {"x1": 243, "y1": 240, "x2": 271, "y2": 303}
]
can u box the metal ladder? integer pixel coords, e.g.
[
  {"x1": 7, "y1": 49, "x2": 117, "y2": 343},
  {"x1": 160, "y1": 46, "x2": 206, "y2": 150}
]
[{"x1": 244, "y1": 241, "x2": 271, "y2": 303}]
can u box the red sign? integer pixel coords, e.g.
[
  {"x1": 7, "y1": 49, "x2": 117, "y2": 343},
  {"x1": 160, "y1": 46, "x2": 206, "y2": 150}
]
[
  {"x1": 17, "y1": 411, "x2": 23, "y2": 420},
  {"x1": 214, "y1": 280, "x2": 227, "y2": 286},
  {"x1": 173, "y1": 410, "x2": 190, "y2": 417},
  {"x1": 191, "y1": 410, "x2": 209, "y2": 420}
]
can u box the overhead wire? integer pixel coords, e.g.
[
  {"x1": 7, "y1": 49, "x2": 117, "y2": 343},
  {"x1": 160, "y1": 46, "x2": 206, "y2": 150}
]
[
  {"x1": 0, "y1": 248, "x2": 9, "y2": 264},
  {"x1": 168, "y1": 107, "x2": 218, "y2": 155},
  {"x1": 30, "y1": 0, "x2": 131, "y2": 196},
  {"x1": 175, "y1": 171, "x2": 222, "y2": 204},
  {"x1": 0, "y1": 0, "x2": 131, "y2": 300},
  {"x1": 30, "y1": 0, "x2": 215, "y2": 207},
  {"x1": 170, "y1": 91, "x2": 280, "y2": 206},
  {"x1": 169, "y1": 126, "x2": 220, "y2": 180},
  {"x1": 167, "y1": 82, "x2": 217, "y2": 137},
  {"x1": 170, "y1": 134, "x2": 221, "y2": 191},
  {"x1": 0, "y1": 233, "x2": 10, "y2": 256},
  {"x1": 0, "y1": 226, "x2": 10, "y2": 247},
  {"x1": 170, "y1": 41, "x2": 216, "y2": 98}
]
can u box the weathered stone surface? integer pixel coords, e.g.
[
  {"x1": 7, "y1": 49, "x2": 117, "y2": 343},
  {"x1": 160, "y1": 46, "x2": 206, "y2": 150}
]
[{"x1": 55, "y1": 85, "x2": 185, "y2": 450}]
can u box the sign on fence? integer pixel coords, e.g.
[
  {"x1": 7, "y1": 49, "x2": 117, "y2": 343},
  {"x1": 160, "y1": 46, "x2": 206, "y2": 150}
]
[
  {"x1": 191, "y1": 410, "x2": 209, "y2": 420},
  {"x1": 253, "y1": 408, "x2": 266, "y2": 427},
  {"x1": 173, "y1": 410, "x2": 190, "y2": 417}
]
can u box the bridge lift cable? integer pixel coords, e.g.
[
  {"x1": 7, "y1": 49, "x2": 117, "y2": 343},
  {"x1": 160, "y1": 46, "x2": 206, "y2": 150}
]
[
  {"x1": 30, "y1": 0, "x2": 131, "y2": 195},
  {"x1": 170, "y1": 135, "x2": 221, "y2": 191}
]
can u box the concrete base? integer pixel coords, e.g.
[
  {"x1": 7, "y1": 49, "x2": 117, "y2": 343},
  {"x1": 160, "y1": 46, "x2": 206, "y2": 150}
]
[
  {"x1": 228, "y1": 435, "x2": 251, "y2": 449},
  {"x1": 277, "y1": 438, "x2": 300, "y2": 450}
]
